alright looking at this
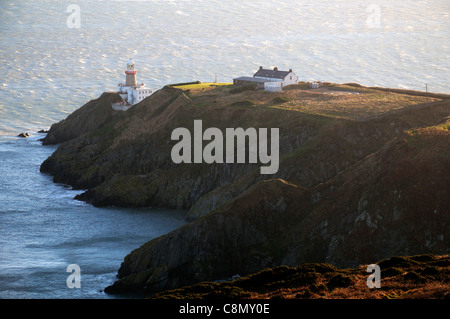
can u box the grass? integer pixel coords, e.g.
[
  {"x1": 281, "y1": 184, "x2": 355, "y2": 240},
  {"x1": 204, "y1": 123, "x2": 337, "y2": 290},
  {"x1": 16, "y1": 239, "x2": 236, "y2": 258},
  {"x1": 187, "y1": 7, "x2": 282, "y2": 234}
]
[
  {"x1": 229, "y1": 100, "x2": 256, "y2": 107},
  {"x1": 171, "y1": 82, "x2": 233, "y2": 90},
  {"x1": 404, "y1": 117, "x2": 450, "y2": 154},
  {"x1": 151, "y1": 255, "x2": 450, "y2": 299},
  {"x1": 270, "y1": 86, "x2": 439, "y2": 119},
  {"x1": 229, "y1": 83, "x2": 258, "y2": 94},
  {"x1": 171, "y1": 81, "x2": 443, "y2": 120},
  {"x1": 432, "y1": 119, "x2": 450, "y2": 132},
  {"x1": 272, "y1": 96, "x2": 290, "y2": 104}
]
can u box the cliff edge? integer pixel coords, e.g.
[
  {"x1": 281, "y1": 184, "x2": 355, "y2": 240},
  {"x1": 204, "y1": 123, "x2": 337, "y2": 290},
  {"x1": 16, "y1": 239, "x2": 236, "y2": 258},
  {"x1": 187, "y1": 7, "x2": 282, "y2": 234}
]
[
  {"x1": 41, "y1": 92, "x2": 124, "y2": 145},
  {"x1": 39, "y1": 82, "x2": 450, "y2": 296}
]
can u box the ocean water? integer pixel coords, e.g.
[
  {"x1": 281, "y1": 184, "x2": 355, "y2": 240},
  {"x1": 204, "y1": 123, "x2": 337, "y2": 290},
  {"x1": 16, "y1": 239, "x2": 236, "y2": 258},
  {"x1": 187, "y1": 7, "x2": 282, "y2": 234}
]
[
  {"x1": 0, "y1": 0, "x2": 448, "y2": 298},
  {"x1": 0, "y1": 134, "x2": 187, "y2": 299}
]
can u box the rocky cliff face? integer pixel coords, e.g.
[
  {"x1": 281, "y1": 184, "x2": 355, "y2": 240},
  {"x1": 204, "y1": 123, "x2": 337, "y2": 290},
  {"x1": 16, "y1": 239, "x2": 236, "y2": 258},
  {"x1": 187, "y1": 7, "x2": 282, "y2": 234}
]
[
  {"x1": 40, "y1": 86, "x2": 331, "y2": 209},
  {"x1": 39, "y1": 84, "x2": 450, "y2": 296},
  {"x1": 104, "y1": 179, "x2": 310, "y2": 294},
  {"x1": 41, "y1": 92, "x2": 124, "y2": 145},
  {"x1": 105, "y1": 123, "x2": 450, "y2": 295}
]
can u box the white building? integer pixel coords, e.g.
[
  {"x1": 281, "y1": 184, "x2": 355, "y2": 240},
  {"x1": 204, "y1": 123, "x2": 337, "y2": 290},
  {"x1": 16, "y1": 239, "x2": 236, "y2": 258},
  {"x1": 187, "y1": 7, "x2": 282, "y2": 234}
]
[
  {"x1": 233, "y1": 66, "x2": 298, "y2": 91},
  {"x1": 264, "y1": 81, "x2": 283, "y2": 92},
  {"x1": 112, "y1": 59, "x2": 153, "y2": 111}
]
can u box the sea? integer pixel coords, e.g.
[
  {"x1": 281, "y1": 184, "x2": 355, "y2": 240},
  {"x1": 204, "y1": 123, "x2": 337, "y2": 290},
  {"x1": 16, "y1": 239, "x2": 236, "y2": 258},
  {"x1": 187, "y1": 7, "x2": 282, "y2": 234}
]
[{"x1": 0, "y1": 0, "x2": 448, "y2": 299}]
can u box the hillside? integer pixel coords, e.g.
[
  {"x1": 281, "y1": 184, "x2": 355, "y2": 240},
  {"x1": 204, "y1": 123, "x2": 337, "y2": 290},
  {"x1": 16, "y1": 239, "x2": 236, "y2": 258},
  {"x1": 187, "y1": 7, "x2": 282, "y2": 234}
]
[
  {"x1": 39, "y1": 82, "x2": 450, "y2": 297},
  {"x1": 41, "y1": 92, "x2": 123, "y2": 145},
  {"x1": 152, "y1": 254, "x2": 450, "y2": 299}
]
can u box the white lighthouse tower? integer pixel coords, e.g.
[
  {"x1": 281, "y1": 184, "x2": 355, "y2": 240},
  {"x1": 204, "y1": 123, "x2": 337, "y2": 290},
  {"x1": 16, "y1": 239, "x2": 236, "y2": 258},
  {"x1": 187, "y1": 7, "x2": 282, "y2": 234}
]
[{"x1": 113, "y1": 59, "x2": 153, "y2": 111}]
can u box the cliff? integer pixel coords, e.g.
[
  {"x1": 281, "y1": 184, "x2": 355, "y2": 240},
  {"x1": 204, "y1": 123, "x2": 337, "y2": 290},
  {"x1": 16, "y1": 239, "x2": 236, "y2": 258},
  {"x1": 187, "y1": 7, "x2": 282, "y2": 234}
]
[
  {"x1": 39, "y1": 82, "x2": 450, "y2": 296},
  {"x1": 41, "y1": 92, "x2": 123, "y2": 145}
]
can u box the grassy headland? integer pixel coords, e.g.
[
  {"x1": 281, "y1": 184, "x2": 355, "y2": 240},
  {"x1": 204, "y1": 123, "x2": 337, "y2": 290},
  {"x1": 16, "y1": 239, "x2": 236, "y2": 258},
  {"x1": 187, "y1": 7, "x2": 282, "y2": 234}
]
[
  {"x1": 40, "y1": 81, "x2": 450, "y2": 298},
  {"x1": 170, "y1": 81, "x2": 443, "y2": 120}
]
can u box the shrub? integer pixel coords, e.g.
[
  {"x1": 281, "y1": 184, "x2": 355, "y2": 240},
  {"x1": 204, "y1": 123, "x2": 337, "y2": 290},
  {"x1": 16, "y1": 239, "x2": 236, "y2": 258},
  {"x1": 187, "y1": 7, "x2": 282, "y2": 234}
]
[
  {"x1": 381, "y1": 267, "x2": 403, "y2": 278},
  {"x1": 296, "y1": 289, "x2": 312, "y2": 298},
  {"x1": 272, "y1": 96, "x2": 290, "y2": 104},
  {"x1": 403, "y1": 271, "x2": 427, "y2": 283},
  {"x1": 430, "y1": 258, "x2": 450, "y2": 267},
  {"x1": 229, "y1": 83, "x2": 257, "y2": 94},
  {"x1": 327, "y1": 274, "x2": 354, "y2": 289},
  {"x1": 207, "y1": 286, "x2": 251, "y2": 299},
  {"x1": 230, "y1": 100, "x2": 255, "y2": 107},
  {"x1": 309, "y1": 283, "x2": 328, "y2": 293},
  {"x1": 410, "y1": 254, "x2": 436, "y2": 262},
  {"x1": 235, "y1": 266, "x2": 296, "y2": 290},
  {"x1": 296, "y1": 263, "x2": 337, "y2": 274},
  {"x1": 420, "y1": 266, "x2": 440, "y2": 277},
  {"x1": 288, "y1": 272, "x2": 318, "y2": 286},
  {"x1": 378, "y1": 256, "x2": 418, "y2": 269}
]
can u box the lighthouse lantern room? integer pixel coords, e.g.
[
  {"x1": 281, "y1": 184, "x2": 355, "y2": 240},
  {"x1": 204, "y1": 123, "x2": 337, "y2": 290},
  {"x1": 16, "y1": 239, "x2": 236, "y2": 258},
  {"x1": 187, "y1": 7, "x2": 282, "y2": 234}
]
[{"x1": 114, "y1": 59, "x2": 153, "y2": 111}]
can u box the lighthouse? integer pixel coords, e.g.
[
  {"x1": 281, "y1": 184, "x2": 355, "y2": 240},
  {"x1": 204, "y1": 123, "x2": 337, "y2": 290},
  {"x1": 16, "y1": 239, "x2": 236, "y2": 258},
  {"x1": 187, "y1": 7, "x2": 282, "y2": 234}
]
[
  {"x1": 113, "y1": 59, "x2": 153, "y2": 111},
  {"x1": 125, "y1": 59, "x2": 137, "y2": 86}
]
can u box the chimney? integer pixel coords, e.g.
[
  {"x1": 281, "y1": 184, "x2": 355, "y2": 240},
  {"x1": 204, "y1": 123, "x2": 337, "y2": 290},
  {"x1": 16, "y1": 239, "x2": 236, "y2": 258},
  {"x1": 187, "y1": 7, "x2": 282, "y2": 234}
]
[
  {"x1": 274, "y1": 67, "x2": 278, "y2": 71},
  {"x1": 289, "y1": 69, "x2": 292, "y2": 73},
  {"x1": 259, "y1": 66, "x2": 263, "y2": 70}
]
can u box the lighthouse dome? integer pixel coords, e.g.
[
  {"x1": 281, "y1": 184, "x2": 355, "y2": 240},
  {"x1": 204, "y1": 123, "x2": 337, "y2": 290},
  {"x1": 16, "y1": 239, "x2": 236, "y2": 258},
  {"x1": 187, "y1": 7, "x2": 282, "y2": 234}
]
[{"x1": 127, "y1": 59, "x2": 135, "y2": 70}]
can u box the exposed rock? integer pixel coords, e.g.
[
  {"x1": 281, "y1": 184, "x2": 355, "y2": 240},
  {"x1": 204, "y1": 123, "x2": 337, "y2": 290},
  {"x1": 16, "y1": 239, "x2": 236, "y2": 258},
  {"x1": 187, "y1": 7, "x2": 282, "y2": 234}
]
[
  {"x1": 41, "y1": 92, "x2": 124, "y2": 145},
  {"x1": 105, "y1": 127, "x2": 450, "y2": 295},
  {"x1": 105, "y1": 179, "x2": 309, "y2": 295},
  {"x1": 18, "y1": 132, "x2": 29, "y2": 138},
  {"x1": 39, "y1": 84, "x2": 450, "y2": 296},
  {"x1": 40, "y1": 86, "x2": 333, "y2": 208}
]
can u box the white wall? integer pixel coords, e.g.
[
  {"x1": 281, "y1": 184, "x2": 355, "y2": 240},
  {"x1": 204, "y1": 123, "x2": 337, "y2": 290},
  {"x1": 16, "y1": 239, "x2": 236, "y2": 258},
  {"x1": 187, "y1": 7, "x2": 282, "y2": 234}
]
[
  {"x1": 264, "y1": 82, "x2": 282, "y2": 92},
  {"x1": 254, "y1": 72, "x2": 298, "y2": 88},
  {"x1": 127, "y1": 88, "x2": 153, "y2": 105},
  {"x1": 281, "y1": 72, "x2": 298, "y2": 87},
  {"x1": 254, "y1": 76, "x2": 282, "y2": 82},
  {"x1": 127, "y1": 90, "x2": 138, "y2": 105}
]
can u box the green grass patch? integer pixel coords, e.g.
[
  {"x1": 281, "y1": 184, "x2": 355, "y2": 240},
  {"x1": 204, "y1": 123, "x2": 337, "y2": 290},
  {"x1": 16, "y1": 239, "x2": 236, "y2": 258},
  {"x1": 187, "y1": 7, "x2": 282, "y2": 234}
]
[
  {"x1": 272, "y1": 96, "x2": 290, "y2": 104},
  {"x1": 432, "y1": 121, "x2": 450, "y2": 131},
  {"x1": 166, "y1": 80, "x2": 201, "y2": 87},
  {"x1": 172, "y1": 82, "x2": 232, "y2": 90}
]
